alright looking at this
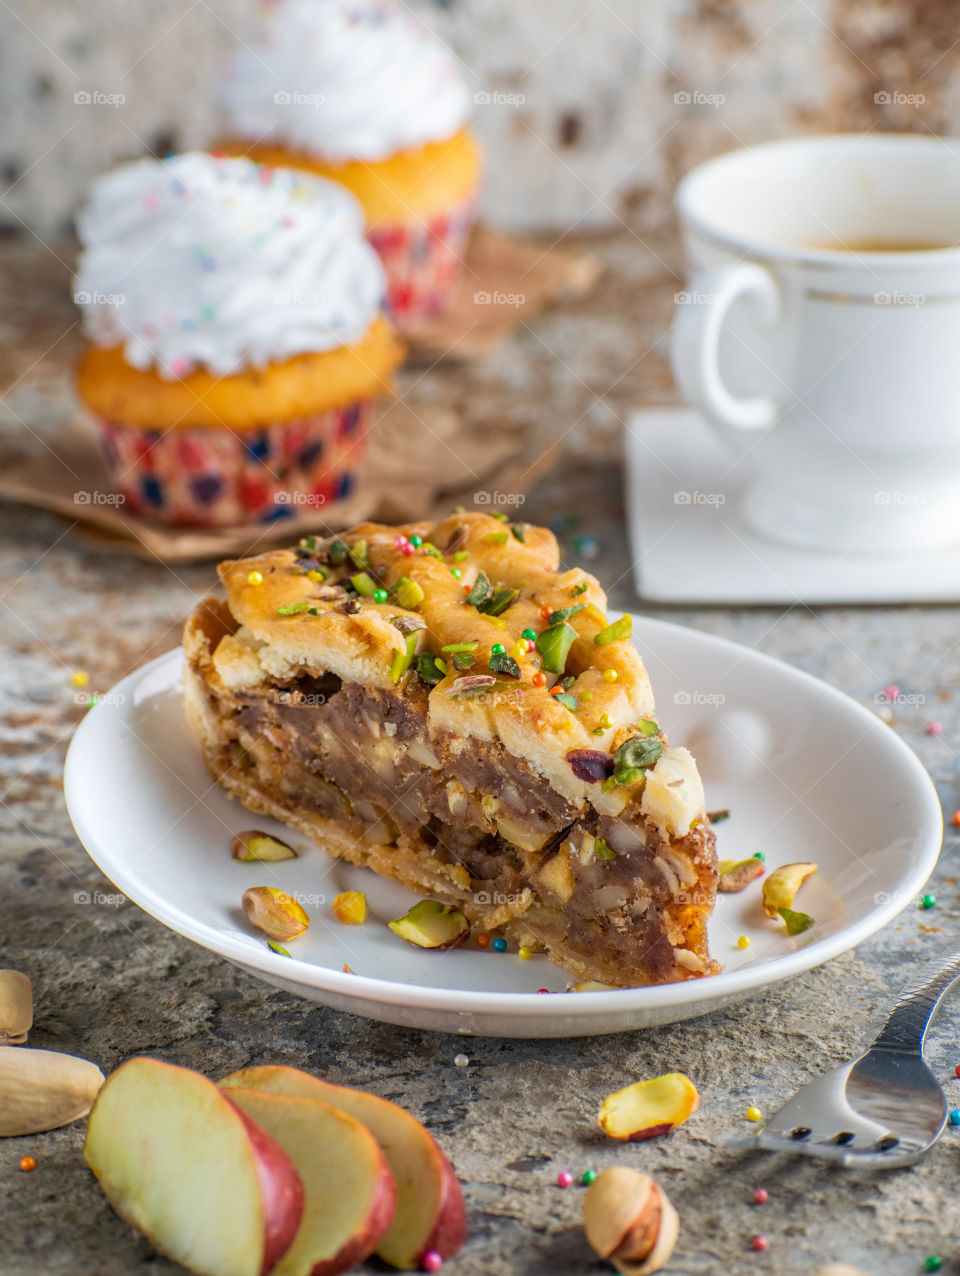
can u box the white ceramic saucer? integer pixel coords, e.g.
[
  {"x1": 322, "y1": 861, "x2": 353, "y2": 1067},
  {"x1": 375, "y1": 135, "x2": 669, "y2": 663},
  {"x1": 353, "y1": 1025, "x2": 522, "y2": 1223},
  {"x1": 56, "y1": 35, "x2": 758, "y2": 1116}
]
[{"x1": 64, "y1": 617, "x2": 942, "y2": 1037}]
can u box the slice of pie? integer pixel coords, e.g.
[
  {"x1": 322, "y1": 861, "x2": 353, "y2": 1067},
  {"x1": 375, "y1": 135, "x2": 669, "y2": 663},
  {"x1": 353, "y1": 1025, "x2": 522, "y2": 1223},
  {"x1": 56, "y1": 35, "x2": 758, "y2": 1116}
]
[{"x1": 183, "y1": 513, "x2": 718, "y2": 987}]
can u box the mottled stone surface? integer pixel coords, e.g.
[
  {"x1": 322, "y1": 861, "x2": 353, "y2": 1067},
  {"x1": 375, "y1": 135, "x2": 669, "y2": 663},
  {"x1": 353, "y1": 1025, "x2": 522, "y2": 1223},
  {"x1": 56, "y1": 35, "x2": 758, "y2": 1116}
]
[
  {"x1": 1, "y1": 230, "x2": 959, "y2": 1275},
  {"x1": 6, "y1": 0, "x2": 960, "y2": 234}
]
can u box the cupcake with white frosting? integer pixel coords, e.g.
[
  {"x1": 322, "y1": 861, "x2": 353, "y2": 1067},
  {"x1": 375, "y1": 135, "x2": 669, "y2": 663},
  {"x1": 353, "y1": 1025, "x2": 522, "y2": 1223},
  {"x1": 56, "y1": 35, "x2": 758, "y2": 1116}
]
[
  {"x1": 73, "y1": 151, "x2": 403, "y2": 527},
  {"x1": 219, "y1": 0, "x2": 481, "y2": 323}
]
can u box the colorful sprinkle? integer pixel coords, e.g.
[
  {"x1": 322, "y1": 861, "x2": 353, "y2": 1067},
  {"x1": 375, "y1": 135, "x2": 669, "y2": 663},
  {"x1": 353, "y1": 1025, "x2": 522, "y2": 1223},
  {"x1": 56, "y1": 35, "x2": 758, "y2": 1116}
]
[
  {"x1": 599, "y1": 713, "x2": 613, "y2": 729},
  {"x1": 476, "y1": 933, "x2": 490, "y2": 949},
  {"x1": 19, "y1": 1156, "x2": 36, "y2": 1172},
  {"x1": 948, "y1": 1109, "x2": 960, "y2": 1126},
  {"x1": 556, "y1": 1171, "x2": 574, "y2": 1188},
  {"x1": 956, "y1": 1063, "x2": 960, "y2": 1079},
  {"x1": 953, "y1": 811, "x2": 960, "y2": 827},
  {"x1": 450, "y1": 568, "x2": 462, "y2": 580},
  {"x1": 752, "y1": 851, "x2": 765, "y2": 861},
  {"x1": 737, "y1": 935, "x2": 751, "y2": 949},
  {"x1": 247, "y1": 570, "x2": 263, "y2": 586},
  {"x1": 602, "y1": 669, "x2": 618, "y2": 683},
  {"x1": 571, "y1": 534, "x2": 598, "y2": 557},
  {"x1": 70, "y1": 670, "x2": 90, "y2": 687},
  {"x1": 491, "y1": 643, "x2": 506, "y2": 655},
  {"x1": 492, "y1": 937, "x2": 507, "y2": 952},
  {"x1": 373, "y1": 589, "x2": 388, "y2": 603},
  {"x1": 454, "y1": 1053, "x2": 469, "y2": 1068},
  {"x1": 422, "y1": 1250, "x2": 443, "y2": 1273},
  {"x1": 928, "y1": 721, "x2": 943, "y2": 736},
  {"x1": 521, "y1": 628, "x2": 536, "y2": 641},
  {"x1": 581, "y1": 1169, "x2": 597, "y2": 1185},
  {"x1": 532, "y1": 671, "x2": 547, "y2": 687},
  {"x1": 924, "y1": 1259, "x2": 943, "y2": 1273},
  {"x1": 408, "y1": 534, "x2": 423, "y2": 548},
  {"x1": 518, "y1": 945, "x2": 532, "y2": 960},
  {"x1": 539, "y1": 605, "x2": 552, "y2": 620},
  {"x1": 752, "y1": 1187, "x2": 768, "y2": 1204},
  {"x1": 921, "y1": 893, "x2": 937, "y2": 909},
  {"x1": 746, "y1": 1106, "x2": 762, "y2": 1122},
  {"x1": 537, "y1": 987, "x2": 550, "y2": 994},
  {"x1": 750, "y1": 1236, "x2": 768, "y2": 1253},
  {"x1": 882, "y1": 683, "x2": 900, "y2": 700}
]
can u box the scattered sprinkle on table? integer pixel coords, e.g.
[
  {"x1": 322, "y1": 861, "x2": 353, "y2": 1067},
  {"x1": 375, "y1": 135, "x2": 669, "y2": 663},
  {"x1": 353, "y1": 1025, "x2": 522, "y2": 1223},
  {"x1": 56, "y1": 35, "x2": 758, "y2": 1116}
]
[
  {"x1": 746, "y1": 1106, "x2": 762, "y2": 1122},
  {"x1": 921, "y1": 894, "x2": 937, "y2": 910},
  {"x1": 422, "y1": 1249, "x2": 443, "y2": 1272},
  {"x1": 19, "y1": 1156, "x2": 35, "y2": 1172},
  {"x1": 581, "y1": 1169, "x2": 597, "y2": 1185},
  {"x1": 883, "y1": 683, "x2": 900, "y2": 700},
  {"x1": 476, "y1": 933, "x2": 490, "y2": 949},
  {"x1": 492, "y1": 937, "x2": 507, "y2": 953},
  {"x1": 737, "y1": 935, "x2": 751, "y2": 950},
  {"x1": 518, "y1": 945, "x2": 532, "y2": 960},
  {"x1": 752, "y1": 1187, "x2": 768, "y2": 1204},
  {"x1": 71, "y1": 670, "x2": 90, "y2": 687},
  {"x1": 454, "y1": 1053, "x2": 469, "y2": 1068},
  {"x1": 927, "y1": 722, "x2": 943, "y2": 736},
  {"x1": 556, "y1": 1171, "x2": 574, "y2": 1188},
  {"x1": 750, "y1": 1236, "x2": 768, "y2": 1252},
  {"x1": 924, "y1": 1258, "x2": 943, "y2": 1273},
  {"x1": 948, "y1": 1108, "x2": 960, "y2": 1126},
  {"x1": 952, "y1": 811, "x2": 960, "y2": 827}
]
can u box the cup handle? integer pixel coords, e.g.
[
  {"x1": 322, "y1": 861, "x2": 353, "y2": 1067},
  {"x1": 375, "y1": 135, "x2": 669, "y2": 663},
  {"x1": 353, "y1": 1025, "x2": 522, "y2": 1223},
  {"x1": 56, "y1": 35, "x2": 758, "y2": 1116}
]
[{"x1": 670, "y1": 262, "x2": 781, "y2": 430}]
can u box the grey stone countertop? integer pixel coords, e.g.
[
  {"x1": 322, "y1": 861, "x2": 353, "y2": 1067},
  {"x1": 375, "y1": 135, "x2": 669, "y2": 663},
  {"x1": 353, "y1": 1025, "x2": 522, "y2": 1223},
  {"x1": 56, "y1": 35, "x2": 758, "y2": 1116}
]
[{"x1": 1, "y1": 232, "x2": 958, "y2": 1276}]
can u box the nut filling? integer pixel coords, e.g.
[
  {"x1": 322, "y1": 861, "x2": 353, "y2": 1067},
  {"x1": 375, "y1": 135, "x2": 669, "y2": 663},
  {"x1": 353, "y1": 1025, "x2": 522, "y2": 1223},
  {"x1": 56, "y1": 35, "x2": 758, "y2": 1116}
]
[{"x1": 183, "y1": 514, "x2": 719, "y2": 988}]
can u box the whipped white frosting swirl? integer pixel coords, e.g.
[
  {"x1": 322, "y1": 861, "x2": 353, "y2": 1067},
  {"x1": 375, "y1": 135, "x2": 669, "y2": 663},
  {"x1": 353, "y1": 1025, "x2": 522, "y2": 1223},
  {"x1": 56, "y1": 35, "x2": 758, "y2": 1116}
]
[
  {"x1": 74, "y1": 151, "x2": 386, "y2": 379},
  {"x1": 220, "y1": 0, "x2": 472, "y2": 163}
]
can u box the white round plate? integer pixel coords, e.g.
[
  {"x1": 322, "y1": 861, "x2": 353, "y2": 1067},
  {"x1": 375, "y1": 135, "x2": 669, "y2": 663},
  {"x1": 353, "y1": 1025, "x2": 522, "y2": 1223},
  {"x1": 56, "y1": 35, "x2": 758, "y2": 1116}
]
[{"x1": 64, "y1": 616, "x2": 942, "y2": 1038}]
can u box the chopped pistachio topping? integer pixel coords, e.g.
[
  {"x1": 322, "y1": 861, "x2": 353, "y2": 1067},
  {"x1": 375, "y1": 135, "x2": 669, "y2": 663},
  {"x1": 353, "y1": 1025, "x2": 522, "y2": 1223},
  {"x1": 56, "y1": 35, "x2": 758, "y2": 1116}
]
[
  {"x1": 595, "y1": 614, "x2": 632, "y2": 646},
  {"x1": 395, "y1": 576, "x2": 425, "y2": 609},
  {"x1": 416, "y1": 653, "x2": 445, "y2": 686},
  {"x1": 510, "y1": 523, "x2": 526, "y2": 542},
  {"x1": 422, "y1": 542, "x2": 442, "y2": 558},
  {"x1": 594, "y1": 837, "x2": 617, "y2": 860},
  {"x1": 328, "y1": 538, "x2": 349, "y2": 565},
  {"x1": 452, "y1": 550, "x2": 469, "y2": 562},
  {"x1": 452, "y1": 652, "x2": 475, "y2": 670},
  {"x1": 389, "y1": 631, "x2": 419, "y2": 683},
  {"x1": 267, "y1": 941, "x2": 292, "y2": 957},
  {"x1": 483, "y1": 586, "x2": 519, "y2": 616},
  {"x1": 348, "y1": 540, "x2": 370, "y2": 569},
  {"x1": 441, "y1": 641, "x2": 480, "y2": 653},
  {"x1": 484, "y1": 531, "x2": 509, "y2": 546},
  {"x1": 390, "y1": 615, "x2": 426, "y2": 635},
  {"x1": 276, "y1": 601, "x2": 309, "y2": 616},
  {"x1": 570, "y1": 582, "x2": 589, "y2": 597},
  {"x1": 554, "y1": 691, "x2": 578, "y2": 711},
  {"x1": 778, "y1": 907, "x2": 814, "y2": 935},
  {"x1": 636, "y1": 717, "x2": 660, "y2": 736},
  {"x1": 491, "y1": 511, "x2": 508, "y2": 522},
  {"x1": 613, "y1": 734, "x2": 664, "y2": 785},
  {"x1": 489, "y1": 650, "x2": 521, "y2": 678},
  {"x1": 466, "y1": 571, "x2": 493, "y2": 607},
  {"x1": 548, "y1": 604, "x2": 586, "y2": 626},
  {"x1": 535, "y1": 621, "x2": 577, "y2": 675},
  {"x1": 351, "y1": 571, "x2": 377, "y2": 597}
]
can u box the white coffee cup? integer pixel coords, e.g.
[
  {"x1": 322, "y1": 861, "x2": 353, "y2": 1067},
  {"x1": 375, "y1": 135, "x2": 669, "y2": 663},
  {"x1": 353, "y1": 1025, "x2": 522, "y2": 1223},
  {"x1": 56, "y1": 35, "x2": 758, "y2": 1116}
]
[{"x1": 670, "y1": 134, "x2": 960, "y2": 554}]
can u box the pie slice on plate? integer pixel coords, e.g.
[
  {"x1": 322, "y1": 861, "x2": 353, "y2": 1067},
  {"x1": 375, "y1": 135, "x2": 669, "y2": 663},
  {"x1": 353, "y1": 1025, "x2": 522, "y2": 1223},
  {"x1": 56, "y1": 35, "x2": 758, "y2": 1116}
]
[{"x1": 183, "y1": 513, "x2": 718, "y2": 987}]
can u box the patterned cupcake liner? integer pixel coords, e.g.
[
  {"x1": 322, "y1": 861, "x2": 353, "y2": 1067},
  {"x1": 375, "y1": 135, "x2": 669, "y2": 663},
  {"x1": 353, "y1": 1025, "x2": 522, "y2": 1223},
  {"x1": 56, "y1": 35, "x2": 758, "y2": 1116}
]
[
  {"x1": 368, "y1": 194, "x2": 477, "y2": 322},
  {"x1": 95, "y1": 400, "x2": 371, "y2": 528}
]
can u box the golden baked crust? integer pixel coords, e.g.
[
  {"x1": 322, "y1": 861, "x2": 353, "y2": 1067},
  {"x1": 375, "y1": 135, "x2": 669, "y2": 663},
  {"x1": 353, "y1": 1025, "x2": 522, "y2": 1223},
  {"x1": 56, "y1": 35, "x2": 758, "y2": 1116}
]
[
  {"x1": 75, "y1": 315, "x2": 404, "y2": 430},
  {"x1": 220, "y1": 128, "x2": 481, "y2": 226},
  {"x1": 184, "y1": 514, "x2": 719, "y2": 987}
]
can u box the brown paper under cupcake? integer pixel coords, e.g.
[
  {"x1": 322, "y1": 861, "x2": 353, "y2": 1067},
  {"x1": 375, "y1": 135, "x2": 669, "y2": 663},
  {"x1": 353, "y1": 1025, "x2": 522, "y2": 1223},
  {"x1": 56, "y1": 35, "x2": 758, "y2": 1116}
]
[
  {"x1": 0, "y1": 397, "x2": 560, "y2": 562},
  {"x1": 401, "y1": 225, "x2": 602, "y2": 359}
]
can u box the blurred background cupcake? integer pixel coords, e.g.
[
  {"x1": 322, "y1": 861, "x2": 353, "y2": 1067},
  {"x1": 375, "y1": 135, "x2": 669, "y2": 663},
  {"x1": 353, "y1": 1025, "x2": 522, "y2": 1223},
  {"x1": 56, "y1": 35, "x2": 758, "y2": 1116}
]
[
  {"x1": 73, "y1": 151, "x2": 403, "y2": 527},
  {"x1": 218, "y1": 0, "x2": 481, "y2": 324}
]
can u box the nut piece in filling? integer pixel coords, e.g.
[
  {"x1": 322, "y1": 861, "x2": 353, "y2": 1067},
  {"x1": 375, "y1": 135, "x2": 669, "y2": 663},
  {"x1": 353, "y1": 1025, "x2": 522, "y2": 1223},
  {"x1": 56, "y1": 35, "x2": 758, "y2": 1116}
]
[{"x1": 183, "y1": 514, "x2": 719, "y2": 988}]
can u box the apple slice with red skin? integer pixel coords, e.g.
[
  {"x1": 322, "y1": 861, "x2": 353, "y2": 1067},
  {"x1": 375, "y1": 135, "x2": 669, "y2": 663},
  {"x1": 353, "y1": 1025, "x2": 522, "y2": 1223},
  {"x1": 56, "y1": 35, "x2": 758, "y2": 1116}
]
[
  {"x1": 224, "y1": 1087, "x2": 396, "y2": 1276},
  {"x1": 84, "y1": 1058, "x2": 303, "y2": 1276},
  {"x1": 221, "y1": 1065, "x2": 467, "y2": 1270}
]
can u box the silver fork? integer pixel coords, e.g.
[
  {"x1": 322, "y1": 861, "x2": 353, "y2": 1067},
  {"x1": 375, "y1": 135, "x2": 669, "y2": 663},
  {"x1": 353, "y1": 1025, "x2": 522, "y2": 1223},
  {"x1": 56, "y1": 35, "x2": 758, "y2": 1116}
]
[{"x1": 726, "y1": 947, "x2": 960, "y2": 1168}]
